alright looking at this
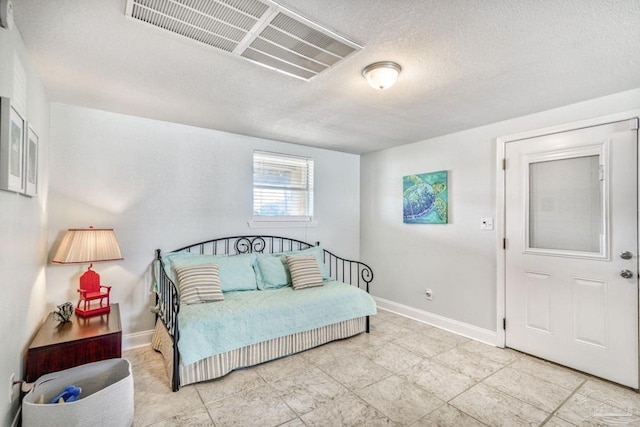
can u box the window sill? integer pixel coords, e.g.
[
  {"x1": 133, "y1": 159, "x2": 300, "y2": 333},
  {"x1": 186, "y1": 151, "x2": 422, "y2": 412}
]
[{"x1": 248, "y1": 220, "x2": 319, "y2": 229}]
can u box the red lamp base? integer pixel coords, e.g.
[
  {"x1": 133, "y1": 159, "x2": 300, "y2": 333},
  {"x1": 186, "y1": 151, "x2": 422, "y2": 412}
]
[
  {"x1": 76, "y1": 304, "x2": 111, "y2": 317},
  {"x1": 76, "y1": 265, "x2": 112, "y2": 318}
]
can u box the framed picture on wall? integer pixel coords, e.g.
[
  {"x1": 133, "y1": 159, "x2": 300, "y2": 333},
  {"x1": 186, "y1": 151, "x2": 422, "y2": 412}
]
[
  {"x1": 23, "y1": 123, "x2": 38, "y2": 196},
  {"x1": 0, "y1": 96, "x2": 25, "y2": 193},
  {"x1": 403, "y1": 170, "x2": 448, "y2": 224}
]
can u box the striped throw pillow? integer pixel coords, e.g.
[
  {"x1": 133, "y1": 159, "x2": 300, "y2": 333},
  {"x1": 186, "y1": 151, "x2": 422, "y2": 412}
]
[
  {"x1": 287, "y1": 255, "x2": 324, "y2": 290},
  {"x1": 174, "y1": 264, "x2": 224, "y2": 304}
]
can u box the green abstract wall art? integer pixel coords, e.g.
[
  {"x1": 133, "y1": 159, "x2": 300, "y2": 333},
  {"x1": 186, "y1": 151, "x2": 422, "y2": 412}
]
[{"x1": 403, "y1": 170, "x2": 448, "y2": 224}]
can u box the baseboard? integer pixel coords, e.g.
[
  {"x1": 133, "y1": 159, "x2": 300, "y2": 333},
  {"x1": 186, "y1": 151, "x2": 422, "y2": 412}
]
[
  {"x1": 373, "y1": 296, "x2": 498, "y2": 346},
  {"x1": 120, "y1": 303, "x2": 498, "y2": 351},
  {"x1": 123, "y1": 329, "x2": 153, "y2": 351}
]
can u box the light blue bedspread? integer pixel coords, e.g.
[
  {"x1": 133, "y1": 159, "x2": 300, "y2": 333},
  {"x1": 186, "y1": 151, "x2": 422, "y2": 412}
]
[{"x1": 178, "y1": 281, "x2": 376, "y2": 365}]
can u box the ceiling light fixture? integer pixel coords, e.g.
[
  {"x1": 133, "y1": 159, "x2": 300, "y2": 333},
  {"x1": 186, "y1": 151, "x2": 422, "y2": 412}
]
[{"x1": 362, "y1": 61, "x2": 402, "y2": 90}]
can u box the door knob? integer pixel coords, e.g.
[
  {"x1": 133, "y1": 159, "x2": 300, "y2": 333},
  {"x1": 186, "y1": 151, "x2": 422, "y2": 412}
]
[
  {"x1": 620, "y1": 269, "x2": 634, "y2": 279},
  {"x1": 620, "y1": 251, "x2": 633, "y2": 260}
]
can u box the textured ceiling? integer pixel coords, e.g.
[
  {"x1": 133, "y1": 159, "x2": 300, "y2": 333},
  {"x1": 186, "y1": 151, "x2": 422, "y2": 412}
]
[{"x1": 12, "y1": 0, "x2": 640, "y2": 154}]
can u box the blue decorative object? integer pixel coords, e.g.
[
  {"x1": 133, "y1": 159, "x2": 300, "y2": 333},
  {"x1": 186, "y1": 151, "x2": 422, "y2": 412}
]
[{"x1": 49, "y1": 385, "x2": 82, "y2": 403}]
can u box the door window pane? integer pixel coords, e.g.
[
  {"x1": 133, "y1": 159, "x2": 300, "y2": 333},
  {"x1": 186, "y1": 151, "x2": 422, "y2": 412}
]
[{"x1": 529, "y1": 155, "x2": 601, "y2": 252}]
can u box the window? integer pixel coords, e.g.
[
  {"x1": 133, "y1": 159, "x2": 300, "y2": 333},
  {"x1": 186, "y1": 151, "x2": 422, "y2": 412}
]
[{"x1": 253, "y1": 151, "x2": 314, "y2": 221}]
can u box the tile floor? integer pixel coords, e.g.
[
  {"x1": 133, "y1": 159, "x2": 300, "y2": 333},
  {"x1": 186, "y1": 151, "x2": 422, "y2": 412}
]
[{"x1": 124, "y1": 310, "x2": 640, "y2": 426}]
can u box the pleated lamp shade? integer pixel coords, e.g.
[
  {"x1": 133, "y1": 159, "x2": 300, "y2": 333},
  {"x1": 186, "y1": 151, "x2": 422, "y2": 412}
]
[{"x1": 52, "y1": 227, "x2": 123, "y2": 264}]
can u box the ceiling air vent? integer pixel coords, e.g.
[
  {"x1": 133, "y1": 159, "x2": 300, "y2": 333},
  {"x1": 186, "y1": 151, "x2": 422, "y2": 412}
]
[{"x1": 125, "y1": 0, "x2": 362, "y2": 80}]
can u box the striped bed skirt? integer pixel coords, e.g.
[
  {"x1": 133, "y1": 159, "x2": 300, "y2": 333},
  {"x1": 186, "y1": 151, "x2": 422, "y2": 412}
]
[{"x1": 151, "y1": 317, "x2": 367, "y2": 388}]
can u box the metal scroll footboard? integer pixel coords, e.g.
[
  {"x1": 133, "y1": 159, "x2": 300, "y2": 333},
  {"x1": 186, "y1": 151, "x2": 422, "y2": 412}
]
[{"x1": 154, "y1": 235, "x2": 374, "y2": 391}]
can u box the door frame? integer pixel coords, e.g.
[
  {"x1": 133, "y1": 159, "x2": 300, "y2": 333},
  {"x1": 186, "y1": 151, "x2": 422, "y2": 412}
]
[{"x1": 496, "y1": 110, "x2": 640, "y2": 348}]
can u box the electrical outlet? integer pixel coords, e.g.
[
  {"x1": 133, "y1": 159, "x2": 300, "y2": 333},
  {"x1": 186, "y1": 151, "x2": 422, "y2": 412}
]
[
  {"x1": 8, "y1": 373, "x2": 15, "y2": 403},
  {"x1": 425, "y1": 288, "x2": 433, "y2": 300}
]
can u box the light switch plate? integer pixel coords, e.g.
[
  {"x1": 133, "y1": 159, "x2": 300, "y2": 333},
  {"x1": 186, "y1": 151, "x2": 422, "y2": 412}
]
[{"x1": 480, "y1": 217, "x2": 494, "y2": 230}]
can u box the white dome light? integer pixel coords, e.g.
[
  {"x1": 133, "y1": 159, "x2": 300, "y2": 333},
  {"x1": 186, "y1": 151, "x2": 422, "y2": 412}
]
[{"x1": 362, "y1": 61, "x2": 402, "y2": 90}]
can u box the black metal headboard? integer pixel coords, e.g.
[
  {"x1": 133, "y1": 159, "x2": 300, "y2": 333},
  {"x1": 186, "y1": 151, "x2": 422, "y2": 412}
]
[{"x1": 168, "y1": 235, "x2": 373, "y2": 290}]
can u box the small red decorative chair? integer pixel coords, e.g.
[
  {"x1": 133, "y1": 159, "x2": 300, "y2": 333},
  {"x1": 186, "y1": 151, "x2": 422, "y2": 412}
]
[{"x1": 76, "y1": 266, "x2": 111, "y2": 317}]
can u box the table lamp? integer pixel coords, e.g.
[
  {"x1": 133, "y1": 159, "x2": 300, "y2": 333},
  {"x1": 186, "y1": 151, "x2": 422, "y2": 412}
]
[{"x1": 52, "y1": 226, "x2": 123, "y2": 317}]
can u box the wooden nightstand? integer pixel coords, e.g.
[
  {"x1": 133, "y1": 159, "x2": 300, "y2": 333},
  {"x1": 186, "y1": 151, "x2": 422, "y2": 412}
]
[{"x1": 25, "y1": 303, "x2": 122, "y2": 382}]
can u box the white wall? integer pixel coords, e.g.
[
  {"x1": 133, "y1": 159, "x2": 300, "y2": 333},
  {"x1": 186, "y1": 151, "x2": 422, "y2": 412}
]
[
  {"x1": 0, "y1": 26, "x2": 50, "y2": 426},
  {"x1": 361, "y1": 88, "x2": 640, "y2": 333},
  {"x1": 46, "y1": 104, "x2": 361, "y2": 341}
]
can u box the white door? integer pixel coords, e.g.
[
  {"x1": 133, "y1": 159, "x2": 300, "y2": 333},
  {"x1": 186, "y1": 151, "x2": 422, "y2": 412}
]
[{"x1": 504, "y1": 119, "x2": 639, "y2": 388}]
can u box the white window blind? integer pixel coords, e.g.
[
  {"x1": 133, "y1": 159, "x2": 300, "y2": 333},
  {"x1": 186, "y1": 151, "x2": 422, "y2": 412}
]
[{"x1": 253, "y1": 151, "x2": 314, "y2": 220}]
